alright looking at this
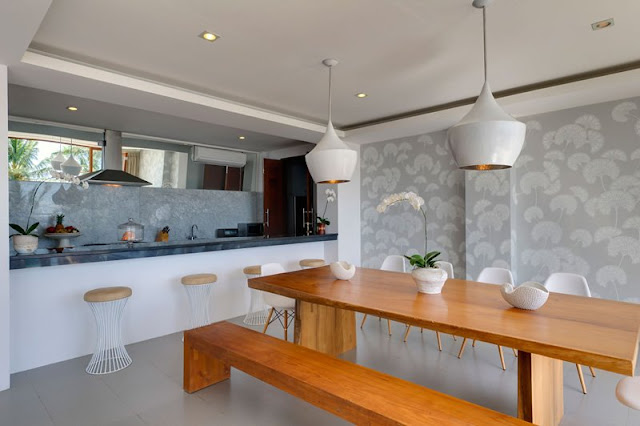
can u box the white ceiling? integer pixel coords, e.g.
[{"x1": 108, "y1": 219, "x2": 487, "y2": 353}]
[
  {"x1": 8, "y1": 84, "x2": 304, "y2": 152},
  {"x1": 6, "y1": 0, "x2": 640, "y2": 148}
]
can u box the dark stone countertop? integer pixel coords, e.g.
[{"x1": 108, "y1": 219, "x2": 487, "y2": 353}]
[{"x1": 10, "y1": 234, "x2": 338, "y2": 270}]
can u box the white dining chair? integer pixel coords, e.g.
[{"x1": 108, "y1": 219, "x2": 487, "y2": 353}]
[
  {"x1": 360, "y1": 255, "x2": 405, "y2": 335},
  {"x1": 262, "y1": 263, "x2": 296, "y2": 341},
  {"x1": 403, "y1": 260, "x2": 457, "y2": 349},
  {"x1": 616, "y1": 376, "x2": 640, "y2": 410},
  {"x1": 457, "y1": 267, "x2": 516, "y2": 370},
  {"x1": 544, "y1": 272, "x2": 596, "y2": 394}
]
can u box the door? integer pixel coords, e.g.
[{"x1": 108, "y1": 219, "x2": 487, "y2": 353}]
[{"x1": 263, "y1": 159, "x2": 286, "y2": 237}]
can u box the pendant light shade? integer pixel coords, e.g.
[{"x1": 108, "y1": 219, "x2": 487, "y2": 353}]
[
  {"x1": 51, "y1": 151, "x2": 66, "y2": 171},
  {"x1": 61, "y1": 140, "x2": 82, "y2": 176},
  {"x1": 448, "y1": 0, "x2": 525, "y2": 170},
  {"x1": 305, "y1": 59, "x2": 357, "y2": 184}
]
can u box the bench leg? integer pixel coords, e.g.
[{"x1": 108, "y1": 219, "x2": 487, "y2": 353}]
[
  {"x1": 294, "y1": 300, "x2": 356, "y2": 356},
  {"x1": 518, "y1": 351, "x2": 563, "y2": 426},
  {"x1": 183, "y1": 332, "x2": 230, "y2": 393}
]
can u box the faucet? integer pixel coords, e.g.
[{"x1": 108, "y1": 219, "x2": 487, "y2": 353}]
[{"x1": 188, "y1": 224, "x2": 199, "y2": 240}]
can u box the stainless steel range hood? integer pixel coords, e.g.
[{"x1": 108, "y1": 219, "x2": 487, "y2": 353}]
[{"x1": 79, "y1": 130, "x2": 151, "y2": 186}]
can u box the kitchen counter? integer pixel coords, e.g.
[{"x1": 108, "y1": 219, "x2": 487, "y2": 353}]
[{"x1": 10, "y1": 233, "x2": 338, "y2": 269}]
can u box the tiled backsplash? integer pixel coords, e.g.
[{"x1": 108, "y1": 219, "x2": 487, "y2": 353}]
[{"x1": 9, "y1": 181, "x2": 259, "y2": 250}]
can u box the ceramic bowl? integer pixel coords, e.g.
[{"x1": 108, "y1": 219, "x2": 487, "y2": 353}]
[
  {"x1": 330, "y1": 261, "x2": 356, "y2": 280},
  {"x1": 500, "y1": 281, "x2": 549, "y2": 310}
]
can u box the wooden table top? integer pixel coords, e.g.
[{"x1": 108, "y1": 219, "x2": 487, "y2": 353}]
[{"x1": 250, "y1": 266, "x2": 640, "y2": 375}]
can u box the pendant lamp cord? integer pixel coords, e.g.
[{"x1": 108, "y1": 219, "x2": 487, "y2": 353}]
[
  {"x1": 328, "y1": 65, "x2": 333, "y2": 123},
  {"x1": 482, "y1": 6, "x2": 487, "y2": 83}
]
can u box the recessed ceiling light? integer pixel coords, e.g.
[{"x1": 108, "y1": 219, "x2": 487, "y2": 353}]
[
  {"x1": 355, "y1": 93, "x2": 367, "y2": 98},
  {"x1": 66, "y1": 106, "x2": 78, "y2": 111},
  {"x1": 199, "y1": 31, "x2": 219, "y2": 42},
  {"x1": 591, "y1": 18, "x2": 614, "y2": 30},
  {"x1": 238, "y1": 136, "x2": 245, "y2": 140}
]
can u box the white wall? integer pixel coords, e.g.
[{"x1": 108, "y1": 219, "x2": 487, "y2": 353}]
[
  {"x1": 338, "y1": 143, "x2": 361, "y2": 266},
  {"x1": 0, "y1": 65, "x2": 9, "y2": 390},
  {"x1": 10, "y1": 241, "x2": 328, "y2": 373}
]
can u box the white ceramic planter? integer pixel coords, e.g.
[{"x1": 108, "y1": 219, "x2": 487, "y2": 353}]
[
  {"x1": 13, "y1": 235, "x2": 38, "y2": 254},
  {"x1": 411, "y1": 267, "x2": 448, "y2": 294},
  {"x1": 500, "y1": 281, "x2": 549, "y2": 310},
  {"x1": 330, "y1": 261, "x2": 356, "y2": 280}
]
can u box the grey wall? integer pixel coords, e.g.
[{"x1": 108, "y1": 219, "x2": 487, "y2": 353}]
[
  {"x1": 512, "y1": 98, "x2": 640, "y2": 302},
  {"x1": 9, "y1": 181, "x2": 259, "y2": 250},
  {"x1": 360, "y1": 95, "x2": 640, "y2": 303},
  {"x1": 360, "y1": 131, "x2": 466, "y2": 278}
]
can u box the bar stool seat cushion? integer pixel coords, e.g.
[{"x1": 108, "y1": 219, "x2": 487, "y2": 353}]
[
  {"x1": 299, "y1": 259, "x2": 325, "y2": 268},
  {"x1": 243, "y1": 265, "x2": 262, "y2": 275},
  {"x1": 181, "y1": 274, "x2": 217, "y2": 285},
  {"x1": 84, "y1": 286, "x2": 132, "y2": 303}
]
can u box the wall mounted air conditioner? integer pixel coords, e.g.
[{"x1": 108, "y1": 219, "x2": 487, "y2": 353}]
[{"x1": 192, "y1": 146, "x2": 247, "y2": 167}]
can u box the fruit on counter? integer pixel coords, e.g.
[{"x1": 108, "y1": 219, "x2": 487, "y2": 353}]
[
  {"x1": 55, "y1": 214, "x2": 65, "y2": 232},
  {"x1": 46, "y1": 226, "x2": 56, "y2": 233},
  {"x1": 121, "y1": 230, "x2": 136, "y2": 241}
]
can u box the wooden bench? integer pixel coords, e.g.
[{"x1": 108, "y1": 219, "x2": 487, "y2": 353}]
[{"x1": 184, "y1": 321, "x2": 528, "y2": 425}]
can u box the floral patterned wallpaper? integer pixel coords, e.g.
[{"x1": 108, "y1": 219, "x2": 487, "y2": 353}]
[
  {"x1": 513, "y1": 97, "x2": 640, "y2": 302},
  {"x1": 360, "y1": 96, "x2": 640, "y2": 302},
  {"x1": 360, "y1": 131, "x2": 466, "y2": 278}
]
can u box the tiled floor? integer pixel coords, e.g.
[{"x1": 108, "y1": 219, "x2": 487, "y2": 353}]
[{"x1": 1, "y1": 315, "x2": 637, "y2": 426}]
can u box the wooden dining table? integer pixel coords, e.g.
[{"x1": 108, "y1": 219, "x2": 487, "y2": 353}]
[{"x1": 249, "y1": 266, "x2": 640, "y2": 426}]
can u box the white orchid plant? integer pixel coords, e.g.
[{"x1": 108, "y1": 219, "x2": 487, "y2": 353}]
[
  {"x1": 9, "y1": 170, "x2": 88, "y2": 237},
  {"x1": 376, "y1": 191, "x2": 441, "y2": 269},
  {"x1": 317, "y1": 188, "x2": 336, "y2": 225}
]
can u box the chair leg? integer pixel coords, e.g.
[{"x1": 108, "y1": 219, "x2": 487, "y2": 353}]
[
  {"x1": 262, "y1": 308, "x2": 274, "y2": 334},
  {"x1": 512, "y1": 348, "x2": 518, "y2": 357},
  {"x1": 403, "y1": 325, "x2": 411, "y2": 342},
  {"x1": 387, "y1": 319, "x2": 392, "y2": 336},
  {"x1": 452, "y1": 335, "x2": 457, "y2": 340},
  {"x1": 458, "y1": 338, "x2": 468, "y2": 358},
  {"x1": 576, "y1": 364, "x2": 587, "y2": 394},
  {"x1": 472, "y1": 339, "x2": 477, "y2": 347},
  {"x1": 284, "y1": 310, "x2": 289, "y2": 341},
  {"x1": 360, "y1": 314, "x2": 368, "y2": 329},
  {"x1": 436, "y1": 331, "x2": 442, "y2": 351},
  {"x1": 498, "y1": 346, "x2": 506, "y2": 371},
  {"x1": 420, "y1": 328, "x2": 423, "y2": 333},
  {"x1": 588, "y1": 366, "x2": 596, "y2": 377}
]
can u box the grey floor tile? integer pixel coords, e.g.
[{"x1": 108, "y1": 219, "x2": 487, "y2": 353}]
[
  {"x1": 101, "y1": 360, "x2": 183, "y2": 412},
  {"x1": 4, "y1": 313, "x2": 637, "y2": 426}
]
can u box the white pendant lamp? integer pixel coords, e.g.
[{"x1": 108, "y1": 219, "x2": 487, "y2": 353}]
[
  {"x1": 61, "y1": 139, "x2": 82, "y2": 176},
  {"x1": 51, "y1": 139, "x2": 66, "y2": 171},
  {"x1": 305, "y1": 59, "x2": 357, "y2": 184},
  {"x1": 448, "y1": 0, "x2": 525, "y2": 170}
]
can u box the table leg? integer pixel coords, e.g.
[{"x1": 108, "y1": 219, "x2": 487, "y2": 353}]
[
  {"x1": 517, "y1": 351, "x2": 563, "y2": 426},
  {"x1": 294, "y1": 300, "x2": 356, "y2": 356}
]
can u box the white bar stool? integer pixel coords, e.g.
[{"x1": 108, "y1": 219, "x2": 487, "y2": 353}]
[
  {"x1": 181, "y1": 273, "x2": 217, "y2": 329},
  {"x1": 299, "y1": 258, "x2": 325, "y2": 269},
  {"x1": 243, "y1": 265, "x2": 269, "y2": 325},
  {"x1": 84, "y1": 286, "x2": 133, "y2": 375}
]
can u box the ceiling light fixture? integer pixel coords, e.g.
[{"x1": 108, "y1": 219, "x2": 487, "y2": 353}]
[
  {"x1": 305, "y1": 59, "x2": 358, "y2": 184},
  {"x1": 61, "y1": 139, "x2": 82, "y2": 176},
  {"x1": 51, "y1": 138, "x2": 66, "y2": 171},
  {"x1": 66, "y1": 106, "x2": 78, "y2": 111},
  {"x1": 447, "y1": 0, "x2": 526, "y2": 170},
  {"x1": 591, "y1": 18, "x2": 614, "y2": 31},
  {"x1": 238, "y1": 136, "x2": 245, "y2": 140},
  {"x1": 199, "y1": 31, "x2": 219, "y2": 42},
  {"x1": 356, "y1": 93, "x2": 367, "y2": 98}
]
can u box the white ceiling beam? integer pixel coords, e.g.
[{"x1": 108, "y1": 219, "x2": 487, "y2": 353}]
[
  {"x1": 15, "y1": 51, "x2": 342, "y2": 143},
  {"x1": 0, "y1": 0, "x2": 52, "y2": 65}
]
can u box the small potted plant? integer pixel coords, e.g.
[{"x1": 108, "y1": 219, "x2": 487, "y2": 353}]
[
  {"x1": 9, "y1": 181, "x2": 44, "y2": 254},
  {"x1": 317, "y1": 188, "x2": 336, "y2": 235},
  {"x1": 377, "y1": 191, "x2": 448, "y2": 294}
]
